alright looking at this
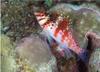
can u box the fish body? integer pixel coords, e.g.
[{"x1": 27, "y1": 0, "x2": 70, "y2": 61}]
[{"x1": 34, "y1": 11, "x2": 89, "y2": 63}]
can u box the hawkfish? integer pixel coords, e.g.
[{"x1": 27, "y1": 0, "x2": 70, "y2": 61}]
[{"x1": 34, "y1": 11, "x2": 89, "y2": 64}]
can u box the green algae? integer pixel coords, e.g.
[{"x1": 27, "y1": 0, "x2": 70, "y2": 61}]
[
  {"x1": 45, "y1": 0, "x2": 53, "y2": 7},
  {"x1": 0, "y1": 34, "x2": 36, "y2": 72},
  {"x1": 0, "y1": 34, "x2": 16, "y2": 72}
]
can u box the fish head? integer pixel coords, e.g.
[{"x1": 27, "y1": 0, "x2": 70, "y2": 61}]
[{"x1": 34, "y1": 11, "x2": 50, "y2": 28}]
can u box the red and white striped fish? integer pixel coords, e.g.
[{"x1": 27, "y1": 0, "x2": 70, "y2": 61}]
[{"x1": 34, "y1": 11, "x2": 89, "y2": 63}]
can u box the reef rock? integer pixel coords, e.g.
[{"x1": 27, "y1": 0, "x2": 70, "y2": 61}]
[
  {"x1": 15, "y1": 34, "x2": 57, "y2": 72},
  {"x1": 86, "y1": 32, "x2": 100, "y2": 72}
]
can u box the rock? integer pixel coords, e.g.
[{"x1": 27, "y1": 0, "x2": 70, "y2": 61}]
[
  {"x1": 16, "y1": 35, "x2": 52, "y2": 64},
  {"x1": 86, "y1": 32, "x2": 100, "y2": 72},
  {"x1": 86, "y1": 32, "x2": 100, "y2": 51},
  {"x1": 89, "y1": 48, "x2": 100, "y2": 72},
  {"x1": 15, "y1": 34, "x2": 57, "y2": 72}
]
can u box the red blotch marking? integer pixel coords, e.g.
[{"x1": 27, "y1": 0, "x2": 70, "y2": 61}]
[
  {"x1": 65, "y1": 31, "x2": 82, "y2": 54},
  {"x1": 54, "y1": 18, "x2": 70, "y2": 38},
  {"x1": 65, "y1": 32, "x2": 72, "y2": 46},
  {"x1": 53, "y1": 17, "x2": 82, "y2": 54},
  {"x1": 61, "y1": 31, "x2": 69, "y2": 42}
]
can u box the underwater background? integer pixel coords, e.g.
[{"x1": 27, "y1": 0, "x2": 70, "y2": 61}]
[{"x1": 1, "y1": 0, "x2": 100, "y2": 72}]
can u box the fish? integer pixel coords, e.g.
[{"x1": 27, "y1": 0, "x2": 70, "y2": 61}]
[{"x1": 34, "y1": 11, "x2": 89, "y2": 64}]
